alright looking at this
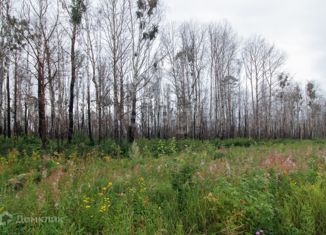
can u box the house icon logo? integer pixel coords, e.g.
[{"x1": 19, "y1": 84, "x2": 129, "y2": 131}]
[{"x1": 0, "y1": 211, "x2": 13, "y2": 226}]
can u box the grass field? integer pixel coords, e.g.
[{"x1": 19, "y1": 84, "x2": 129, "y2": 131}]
[{"x1": 1, "y1": 137, "x2": 326, "y2": 234}]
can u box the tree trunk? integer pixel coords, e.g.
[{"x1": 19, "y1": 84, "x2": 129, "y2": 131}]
[
  {"x1": 38, "y1": 60, "x2": 47, "y2": 147},
  {"x1": 128, "y1": 90, "x2": 137, "y2": 142},
  {"x1": 98, "y1": 100, "x2": 102, "y2": 142},
  {"x1": 119, "y1": 69, "x2": 124, "y2": 140},
  {"x1": 0, "y1": 65, "x2": 3, "y2": 135},
  {"x1": 24, "y1": 101, "x2": 28, "y2": 135},
  {"x1": 113, "y1": 62, "x2": 119, "y2": 140},
  {"x1": 68, "y1": 25, "x2": 77, "y2": 143},
  {"x1": 49, "y1": 81, "x2": 55, "y2": 138},
  {"x1": 13, "y1": 52, "x2": 18, "y2": 136},
  {"x1": 6, "y1": 62, "x2": 11, "y2": 138},
  {"x1": 87, "y1": 81, "x2": 93, "y2": 143}
]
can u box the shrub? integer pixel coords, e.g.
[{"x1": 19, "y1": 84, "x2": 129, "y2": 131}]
[
  {"x1": 98, "y1": 139, "x2": 122, "y2": 158},
  {"x1": 129, "y1": 142, "x2": 142, "y2": 162}
]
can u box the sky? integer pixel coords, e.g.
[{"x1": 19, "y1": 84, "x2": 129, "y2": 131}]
[{"x1": 163, "y1": 0, "x2": 326, "y2": 91}]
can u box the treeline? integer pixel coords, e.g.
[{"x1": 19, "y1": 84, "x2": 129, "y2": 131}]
[{"x1": 0, "y1": 0, "x2": 325, "y2": 146}]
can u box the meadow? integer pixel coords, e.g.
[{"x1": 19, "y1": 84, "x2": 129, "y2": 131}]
[{"x1": 1, "y1": 137, "x2": 326, "y2": 234}]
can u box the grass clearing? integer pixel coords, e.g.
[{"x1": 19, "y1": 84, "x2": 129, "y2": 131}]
[{"x1": 0, "y1": 138, "x2": 326, "y2": 234}]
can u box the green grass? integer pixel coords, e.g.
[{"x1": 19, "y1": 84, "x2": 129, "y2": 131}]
[{"x1": 1, "y1": 138, "x2": 326, "y2": 234}]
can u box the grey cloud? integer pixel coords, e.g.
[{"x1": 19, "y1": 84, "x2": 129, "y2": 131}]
[{"x1": 164, "y1": 0, "x2": 326, "y2": 91}]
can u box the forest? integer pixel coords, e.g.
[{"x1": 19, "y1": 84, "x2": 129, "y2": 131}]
[
  {"x1": 1, "y1": 0, "x2": 326, "y2": 234},
  {"x1": 0, "y1": 0, "x2": 325, "y2": 146}
]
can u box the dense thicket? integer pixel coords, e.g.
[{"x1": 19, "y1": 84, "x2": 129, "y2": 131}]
[{"x1": 0, "y1": 0, "x2": 325, "y2": 146}]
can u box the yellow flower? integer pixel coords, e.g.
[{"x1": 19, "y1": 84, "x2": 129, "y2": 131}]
[
  {"x1": 99, "y1": 205, "x2": 107, "y2": 213},
  {"x1": 99, "y1": 202, "x2": 111, "y2": 213},
  {"x1": 83, "y1": 197, "x2": 91, "y2": 204},
  {"x1": 85, "y1": 205, "x2": 91, "y2": 209},
  {"x1": 103, "y1": 156, "x2": 111, "y2": 162},
  {"x1": 107, "y1": 182, "x2": 113, "y2": 187},
  {"x1": 205, "y1": 192, "x2": 219, "y2": 203},
  {"x1": 104, "y1": 197, "x2": 110, "y2": 202}
]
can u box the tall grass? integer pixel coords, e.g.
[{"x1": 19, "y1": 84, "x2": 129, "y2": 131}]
[{"x1": 0, "y1": 138, "x2": 326, "y2": 234}]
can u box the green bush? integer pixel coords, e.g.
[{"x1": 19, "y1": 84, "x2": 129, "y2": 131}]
[{"x1": 98, "y1": 139, "x2": 122, "y2": 158}]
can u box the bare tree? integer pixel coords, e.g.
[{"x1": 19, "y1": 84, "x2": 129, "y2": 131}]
[
  {"x1": 102, "y1": 0, "x2": 129, "y2": 141},
  {"x1": 127, "y1": 0, "x2": 160, "y2": 142},
  {"x1": 22, "y1": 0, "x2": 59, "y2": 146},
  {"x1": 64, "y1": 0, "x2": 86, "y2": 143}
]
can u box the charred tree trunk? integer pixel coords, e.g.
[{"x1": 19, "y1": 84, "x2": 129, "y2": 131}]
[
  {"x1": 13, "y1": 53, "x2": 18, "y2": 136},
  {"x1": 38, "y1": 60, "x2": 47, "y2": 147},
  {"x1": 49, "y1": 81, "x2": 55, "y2": 138},
  {"x1": 24, "y1": 101, "x2": 28, "y2": 135},
  {"x1": 6, "y1": 63, "x2": 11, "y2": 138},
  {"x1": 68, "y1": 25, "x2": 77, "y2": 143},
  {"x1": 0, "y1": 65, "x2": 3, "y2": 135},
  {"x1": 87, "y1": 80, "x2": 93, "y2": 143},
  {"x1": 113, "y1": 62, "x2": 119, "y2": 140},
  {"x1": 119, "y1": 70, "x2": 124, "y2": 141},
  {"x1": 98, "y1": 100, "x2": 102, "y2": 142}
]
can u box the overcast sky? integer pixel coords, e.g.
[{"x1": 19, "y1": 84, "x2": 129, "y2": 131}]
[{"x1": 164, "y1": 0, "x2": 326, "y2": 91}]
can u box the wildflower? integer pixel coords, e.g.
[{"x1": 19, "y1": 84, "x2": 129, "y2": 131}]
[
  {"x1": 138, "y1": 177, "x2": 146, "y2": 192},
  {"x1": 204, "y1": 192, "x2": 219, "y2": 203},
  {"x1": 99, "y1": 204, "x2": 109, "y2": 213},
  {"x1": 83, "y1": 197, "x2": 91, "y2": 204},
  {"x1": 102, "y1": 187, "x2": 107, "y2": 191},
  {"x1": 128, "y1": 187, "x2": 135, "y2": 193},
  {"x1": 256, "y1": 230, "x2": 264, "y2": 235},
  {"x1": 107, "y1": 182, "x2": 113, "y2": 187},
  {"x1": 85, "y1": 205, "x2": 91, "y2": 209},
  {"x1": 104, "y1": 197, "x2": 110, "y2": 202},
  {"x1": 99, "y1": 196, "x2": 111, "y2": 213}
]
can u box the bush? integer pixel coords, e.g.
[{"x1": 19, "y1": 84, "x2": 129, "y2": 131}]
[
  {"x1": 98, "y1": 139, "x2": 122, "y2": 158},
  {"x1": 221, "y1": 138, "x2": 257, "y2": 148}
]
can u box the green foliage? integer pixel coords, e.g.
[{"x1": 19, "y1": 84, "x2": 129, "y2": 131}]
[
  {"x1": 212, "y1": 151, "x2": 226, "y2": 160},
  {"x1": 0, "y1": 136, "x2": 41, "y2": 157},
  {"x1": 1, "y1": 138, "x2": 326, "y2": 234},
  {"x1": 171, "y1": 164, "x2": 196, "y2": 192},
  {"x1": 212, "y1": 138, "x2": 257, "y2": 148},
  {"x1": 136, "y1": 138, "x2": 178, "y2": 157},
  {"x1": 70, "y1": 0, "x2": 86, "y2": 25},
  {"x1": 129, "y1": 142, "x2": 142, "y2": 162},
  {"x1": 98, "y1": 139, "x2": 122, "y2": 158}
]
